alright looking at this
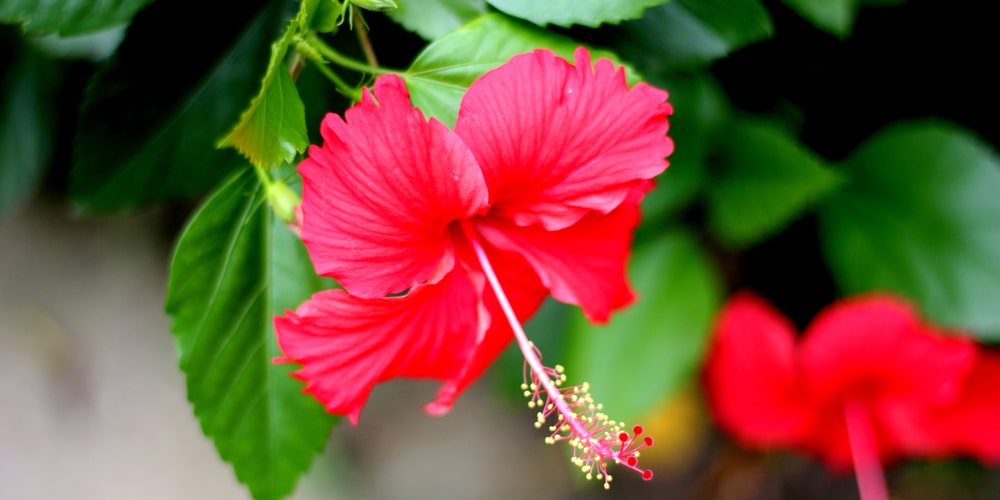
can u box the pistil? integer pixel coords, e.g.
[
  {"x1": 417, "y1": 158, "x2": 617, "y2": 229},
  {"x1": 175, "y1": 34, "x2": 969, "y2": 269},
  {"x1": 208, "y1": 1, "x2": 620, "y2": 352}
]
[
  {"x1": 460, "y1": 220, "x2": 653, "y2": 488},
  {"x1": 844, "y1": 399, "x2": 889, "y2": 500}
]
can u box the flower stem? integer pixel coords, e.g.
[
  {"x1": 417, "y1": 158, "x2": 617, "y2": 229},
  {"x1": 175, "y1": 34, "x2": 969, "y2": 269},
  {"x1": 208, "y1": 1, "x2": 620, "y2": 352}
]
[
  {"x1": 305, "y1": 34, "x2": 395, "y2": 76},
  {"x1": 309, "y1": 59, "x2": 361, "y2": 100},
  {"x1": 844, "y1": 400, "x2": 889, "y2": 500}
]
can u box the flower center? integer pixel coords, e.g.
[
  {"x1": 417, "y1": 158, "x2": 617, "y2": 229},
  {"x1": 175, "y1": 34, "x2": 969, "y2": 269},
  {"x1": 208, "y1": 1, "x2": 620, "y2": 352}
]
[{"x1": 458, "y1": 220, "x2": 653, "y2": 489}]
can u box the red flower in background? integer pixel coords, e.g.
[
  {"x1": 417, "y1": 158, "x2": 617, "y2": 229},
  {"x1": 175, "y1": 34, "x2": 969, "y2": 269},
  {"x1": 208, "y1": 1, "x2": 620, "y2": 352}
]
[
  {"x1": 273, "y1": 44, "x2": 672, "y2": 465},
  {"x1": 704, "y1": 292, "x2": 1000, "y2": 473}
]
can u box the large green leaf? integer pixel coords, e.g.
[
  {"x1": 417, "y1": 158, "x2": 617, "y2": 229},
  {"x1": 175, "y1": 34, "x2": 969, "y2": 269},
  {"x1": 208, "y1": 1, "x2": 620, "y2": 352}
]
[
  {"x1": 485, "y1": 0, "x2": 668, "y2": 27},
  {"x1": 218, "y1": 17, "x2": 309, "y2": 169},
  {"x1": 0, "y1": 40, "x2": 56, "y2": 214},
  {"x1": 707, "y1": 120, "x2": 843, "y2": 247},
  {"x1": 69, "y1": 0, "x2": 283, "y2": 211},
  {"x1": 0, "y1": 0, "x2": 153, "y2": 35},
  {"x1": 781, "y1": 0, "x2": 856, "y2": 38},
  {"x1": 567, "y1": 231, "x2": 721, "y2": 423},
  {"x1": 166, "y1": 168, "x2": 337, "y2": 500},
  {"x1": 385, "y1": 0, "x2": 487, "y2": 40},
  {"x1": 613, "y1": 0, "x2": 773, "y2": 72},
  {"x1": 403, "y1": 13, "x2": 634, "y2": 127},
  {"x1": 819, "y1": 121, "x2": 1000, "y2": 339}
]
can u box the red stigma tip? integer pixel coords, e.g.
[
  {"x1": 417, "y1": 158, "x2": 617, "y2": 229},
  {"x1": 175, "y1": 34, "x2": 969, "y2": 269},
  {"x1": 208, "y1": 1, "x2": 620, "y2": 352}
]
[
  {"x1": 627, "y1": 456, "x2": 638, "y2": 467},
  {"x1": 642, "y1": 470, "x2": 653, "y2": 481},
  {"x1": 644, "y1": 436, "x2": 654, "y2": 446},
  {"x1": 619, "y1": 432, "x2": 629, "y2": 442},
  {"x1": 633, "y1": 425, "x2": 643, "y2": 435}
]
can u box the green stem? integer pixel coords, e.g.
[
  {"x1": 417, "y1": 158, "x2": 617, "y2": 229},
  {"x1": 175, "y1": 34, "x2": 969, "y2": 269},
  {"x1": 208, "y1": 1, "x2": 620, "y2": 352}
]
[
  {"x1": 310, "y1": 60, "x2": 361, "y2": 101},
  {"x1": 305, "y1": 34, "x2": 396, "y2": 76}
]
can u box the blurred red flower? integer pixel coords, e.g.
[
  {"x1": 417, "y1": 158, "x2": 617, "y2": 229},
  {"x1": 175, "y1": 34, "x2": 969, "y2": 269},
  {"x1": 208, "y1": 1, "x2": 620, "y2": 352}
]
[
  {"x1": 273, "y1": 47, "x2": 672, "y2": 425},
  {"x1": 704, "y1": 292, "x2": 1000, "y2": 470}
]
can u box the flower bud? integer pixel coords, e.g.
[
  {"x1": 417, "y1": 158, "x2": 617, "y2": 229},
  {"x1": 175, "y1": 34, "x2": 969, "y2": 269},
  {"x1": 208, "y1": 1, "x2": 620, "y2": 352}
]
[{"x1": 266, "y1": 180, "x2": 301, "y2": 224}]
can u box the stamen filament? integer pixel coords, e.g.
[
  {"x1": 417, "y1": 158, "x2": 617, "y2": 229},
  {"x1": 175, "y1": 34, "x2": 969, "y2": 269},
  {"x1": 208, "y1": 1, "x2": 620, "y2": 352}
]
[
  {"x1": 459, "y1": 220, "x2": 652, "y2": 487},
  {"x1": 844, "y1": 399, "x2": 889, "y2": 500}
]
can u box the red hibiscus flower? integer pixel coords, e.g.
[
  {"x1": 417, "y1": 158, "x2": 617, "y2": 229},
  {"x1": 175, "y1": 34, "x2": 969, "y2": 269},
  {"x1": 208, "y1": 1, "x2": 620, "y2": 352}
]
[
  {"x1": 704, "y1": 292, "x2": 1000, "y2": 498},
  {"x1": 273, "y1": 47, "x2": 672, "y2": 484}
]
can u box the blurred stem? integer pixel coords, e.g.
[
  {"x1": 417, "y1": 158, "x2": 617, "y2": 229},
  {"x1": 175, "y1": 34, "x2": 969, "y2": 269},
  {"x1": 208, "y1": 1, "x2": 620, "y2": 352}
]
[
  {"x1": 305, "y1": 34, "x2": 395, "y2": 76},
  {"x1": 352, "y1": 9, "x2": 379, "y2": 68},
  {"x1": 844, "y1": 400, "x2": 889, "y2": 500}
]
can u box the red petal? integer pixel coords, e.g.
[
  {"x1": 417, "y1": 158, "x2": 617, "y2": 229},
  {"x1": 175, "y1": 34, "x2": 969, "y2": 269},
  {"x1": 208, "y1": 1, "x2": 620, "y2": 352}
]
[
  {"x1": 800, "y1": 296, "x2": 973, "y2": 404},
  {"x1": 914, "y1": 352, "x2": 1000, "y2": 464},
  {"x1": 796, "y1": 295, "x2": 975, "y2": 468},
  {"x1": 274, "y1": 269, "x2": 482, "y2": 425},
  {"x1": 426, "y1": 240, "x2": 548, "y2": 414},
  {"x1": 299, "y1": 75, "x2": 489, "y2": 298},
  {"x1": 473, "y1": 183, "x2": 646, "y2": 323},
  {"x1": 455, "y1": 47, "x2": 673, "y2": 230},
  {"x1": 703, "y1": 293, "x2": 811, "y2": 449}
]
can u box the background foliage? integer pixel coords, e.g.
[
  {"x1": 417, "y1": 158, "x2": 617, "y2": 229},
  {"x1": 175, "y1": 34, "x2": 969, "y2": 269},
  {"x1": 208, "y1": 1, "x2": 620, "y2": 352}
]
[{"x1": 2, "y1": 0, "x2": 997, "y2": 498}]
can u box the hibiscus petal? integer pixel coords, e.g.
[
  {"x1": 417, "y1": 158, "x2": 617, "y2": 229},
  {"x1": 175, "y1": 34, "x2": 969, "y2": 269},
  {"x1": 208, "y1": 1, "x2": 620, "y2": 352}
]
[
  {"x1": 797, "y1": 295, "x2": 975, "y2": 468},
  {"x1": 426, "y1": 239, "x2": 548, "y2": 414},
  {"x1": 455, "y1": 47, "x2": 673, "y2": 231},
  {"x1": 800, "y1": 295, "x2": 974, "y2": 405},
  {"x1": 703, "y1": 292, "x2": 811, "y2": 449},
  {"x1": 299, "y1": 74, "x2": 489, "y2": 298},
  {"x1": 912, "y1": 352, "x2": 1000, "y2": 464},
  {"x1": 274, "y1": 269, "x2": 482, "y2": 425},
  {"x1": 472, "y1": 183, "x2": 645, "y2": 323}
]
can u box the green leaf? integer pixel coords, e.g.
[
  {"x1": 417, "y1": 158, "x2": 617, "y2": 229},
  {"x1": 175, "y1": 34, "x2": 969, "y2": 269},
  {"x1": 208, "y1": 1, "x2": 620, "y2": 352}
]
[
  {"x1": 0, "y1": 40, "x2": 56, "y2": 214},
  {"x1": 567, "y1": 231, "x2": 721, "y2": 423},
  {"x1": 166, "y1": 167, "x2": 337, "y2": 500},
  {"x1": 218, "y1": 20, "x2": 309, "y2": 169},
  {"x1": 706, "y1": 120, "x2": 843, "y2": 247},
  {"x1": 403, "y1": 13, "x2": 635, "y2": 127},
  {"x1": 485, "y1": 0, "x2": 668, "y2": 27},
  {"x1": 613, "y1": 0, "x2": 773, "y2": 71},
  {"x1": 69, "y1": 0, "x2": 284, "y2": 211},
  {"x1": 385, "y1": 0, "x2": 487, "y2": 40},
  {"x1": 818, "y1": 121, "x2": 1000, "y2": 339},
  {"x1": 781, "y1": 0, "x2": 856, "y2": 38},
  {"x1": 0, "y1": 0, "x2": 154, "y2": 35}
]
